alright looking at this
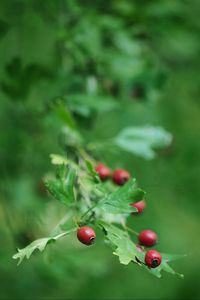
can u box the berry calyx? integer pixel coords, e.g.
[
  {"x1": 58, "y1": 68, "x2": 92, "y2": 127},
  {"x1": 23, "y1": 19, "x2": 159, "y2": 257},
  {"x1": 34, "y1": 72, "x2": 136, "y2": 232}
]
[
  {"x1": 112, "y1": 169, "x2": 130, "y2": 185},
  {"x1": 138, "y1": 230, "x2": 157, "y2": 247},
  {"x1": 130, "y1": 200, "x2": 146, "y2": 214},
  {"x1": 145, "y1": 250, "x2": 162, "y2": 268},
  {"x1": 95, "y1": 163, "x2": 111, "y2": 181},
  {"x1": 77, "y1": 226, "x2": 96, "y2": 246}
]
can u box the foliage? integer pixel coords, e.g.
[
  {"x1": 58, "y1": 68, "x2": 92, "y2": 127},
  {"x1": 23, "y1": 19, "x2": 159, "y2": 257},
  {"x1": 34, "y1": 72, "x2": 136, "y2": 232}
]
[
  {"x1": 13, "y1": 147, "x2": 184, "y2": 278},
  {"x1": 13, "y1": 230, "x2": 76, "y2": 265},
  {"x1": 114, "y1": 126, "x2": 172, "y2": 160},
  {"x1": 0, "y1": 0, "x2": 199, "y2": 298},
  {"x1": 99, "y1": 222, "x2": 185, "y2": 278},
  {"x1": 45, "y1": 166, "x2": 76, "y2": 206}
]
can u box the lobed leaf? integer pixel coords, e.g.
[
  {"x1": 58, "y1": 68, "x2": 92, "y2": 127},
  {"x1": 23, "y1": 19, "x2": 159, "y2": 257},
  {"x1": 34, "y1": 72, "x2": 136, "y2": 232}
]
[
  {"x1": 99, "y1": 222, "x2": 138, "y2": 265},
  {"x1": 136, "y1": 250, "x2": 185, "y2": 278},
  {"x1": 100, "y1": 222, "x2": 185, "y2": 278},
  {"x1": 50, "y1": 154, "x2": 68, "y2": 165},
  {"x1": 67, "y1": 94, "x2": 118, "y2": 117},
  {"x1": 12, "y1": 231, "x2": 75, "y2": 265},
  {"x1": 45, "y1": 166, "x2": 76, "y2": 205},
  {"x1": 114, "y1": 126, "x2": 172, "y2": 160},
  {"x1": 98, "y1": 178, "x2": 145, "y2": 214},
  {"x1": 85, "y1": 160, "x2": 100, "y2": 183}
]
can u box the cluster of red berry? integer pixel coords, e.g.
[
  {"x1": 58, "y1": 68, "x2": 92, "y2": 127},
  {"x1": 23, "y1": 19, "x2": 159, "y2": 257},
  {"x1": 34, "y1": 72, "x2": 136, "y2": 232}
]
[{"x1": 77, "y1": 163, "x2": 162, "y2": 269}]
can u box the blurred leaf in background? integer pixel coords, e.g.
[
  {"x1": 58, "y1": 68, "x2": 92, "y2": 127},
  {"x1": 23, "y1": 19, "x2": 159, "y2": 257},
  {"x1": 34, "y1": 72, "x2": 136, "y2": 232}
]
[{"x1": 114, "y1": 126, "x2": 172, "y2": 160}]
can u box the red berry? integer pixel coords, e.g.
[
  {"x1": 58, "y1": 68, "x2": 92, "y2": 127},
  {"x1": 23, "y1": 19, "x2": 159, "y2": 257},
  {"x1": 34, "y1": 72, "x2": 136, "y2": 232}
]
[
  {"x1": 95, "y1": 163, "x2": 111, "y2": 181},
  {"x1": 77, "y1": 226, "x2": 96, "y2": 246},
  {"x1": 130, "y1": 200, "x2": 146, "y2": 214},
  {"x1": 138, "y1": 230, "x2": 157, "y2": 247},
  {"x1": 112, "y1": 169, "x2": 130, "y2": 185},
  {"x1": 145, "y1": 250, "x2": 162, "y2": 268}
]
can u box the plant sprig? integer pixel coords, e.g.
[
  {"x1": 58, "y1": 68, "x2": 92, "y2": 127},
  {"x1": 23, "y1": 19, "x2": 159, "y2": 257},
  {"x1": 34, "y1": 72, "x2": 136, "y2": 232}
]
[{"x1": 12, "y1": 153, "x2": 185, "y2": 278}]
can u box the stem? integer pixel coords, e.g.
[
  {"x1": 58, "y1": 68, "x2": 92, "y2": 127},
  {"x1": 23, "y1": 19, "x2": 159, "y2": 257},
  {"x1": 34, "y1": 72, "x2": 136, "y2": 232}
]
[
  {"x1": 51, "y1": 211, "x2": 74, "y2": 236},
  {"x1": 87, "y1": 140, "x2": 113, "y2": 151},
  {"x1": 121, "y1": 223, "x2": 138, "y2": 236},
  {"x1": 86, "y1": 211, "x2": 96, "y2": 223},
  {"x1": 78, "y1": 148, "x2": 97, "y2": 165},
  {"x1": 53, "y1": 228, "x2": 77, "y2": 240},
  {"x1": 80, "y1": 203, "x2": 97, "y2": 221}
]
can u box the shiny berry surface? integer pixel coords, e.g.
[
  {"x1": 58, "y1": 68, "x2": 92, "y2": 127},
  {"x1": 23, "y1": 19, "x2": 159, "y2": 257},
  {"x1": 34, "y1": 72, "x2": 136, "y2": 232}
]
[
  {"x1": 77, "y1": 226, "x2": 96, "y2": 246},
  {"x1": 131, "y1": 200, "x2": 146, "y2": 214},
  {"x1": 95, "y1": 163, "x2": 111, "y2": 181},
  {"x1": 138, "y1": 230, "x2": 157, "y2": 247},
  {"x1": 112, "y1": 169, "x2": 130, "y2": 185},
  {"x1": 145, "y1": 250, "x2": 162, "y2": 268}
]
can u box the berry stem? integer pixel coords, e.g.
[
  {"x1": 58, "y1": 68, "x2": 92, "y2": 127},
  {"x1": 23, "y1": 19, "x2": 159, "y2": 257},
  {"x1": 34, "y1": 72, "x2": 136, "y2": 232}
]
[
  {"x1": 52, "y1": 228, "x2": 77, "y2": 239},
  {"x1": 80, "y1": 204, "x2": 97, "y2": 222},
  {"x1": 123, "y1": 224, "x2": 139, "y2": 236},
  {"x1": 78, "y1": 148, "x2": 97, "y2": 165},
  {"x1": 51, "y1": 211, "x2": 75, "y2": 235}
]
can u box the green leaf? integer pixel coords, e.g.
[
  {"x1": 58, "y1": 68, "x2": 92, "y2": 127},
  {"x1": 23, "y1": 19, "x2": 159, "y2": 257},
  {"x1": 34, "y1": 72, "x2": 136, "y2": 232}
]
[
  {"x1": 162, "y1": 253, "x2": 187, "y2": 262},
  {"x1": 50, "y1": 154, "x2": 68, "y2": 165},
  {"x1": 46, "y1": 179, "x2": 66, "y2": 203},
  {"x1": 100, "y1": 222, "x2": 185, "y2": 278},
  {"x1": 85, "y1": 160, "x2": 100, "y2": 183},
  {"x1": 61, "y1": 126, "x2": 83, "y2": 147},
  {"x1": 67, "y1": 94, "x2": 118, "y2": 117},
  {"x1": 114, "y1": 126, "x2": 172, "y2": 160},
  {"x1": 98, "y1": 178, "x2": 145, "y2": 214},
  {"x1": 50, "y1": 154, "x2": 78, "y2": 170},
  {"x1": 64, "y1": 168, "x2": 76, "y2": 203},
  {"x1": 12, "y1": 231, "x2": 71, "y2": 265},
  {"x1": 13, "y1": 237, "x2": 54, "y2": 265},
  {"x1": 160, "y1": 253, "x2": 186, "y2": 278},
  {"x1": 45, "y1": 166, "x2": 76, "y2": 205},
  {"x1": 54, "y1": 101, "x2": 76, "y2": 129},
  {"x1": 148, "y1": 258, "x2": 184, "y2": 279},
  {"x1": 99, "y1": 222, "x2": 138, "y2": 265},
  {"x1": 56, "y1": 164, "x2": 67, "y2": 179},
  {"x1": 136, "y1": 251, "x2": 185, "y2": 278}
]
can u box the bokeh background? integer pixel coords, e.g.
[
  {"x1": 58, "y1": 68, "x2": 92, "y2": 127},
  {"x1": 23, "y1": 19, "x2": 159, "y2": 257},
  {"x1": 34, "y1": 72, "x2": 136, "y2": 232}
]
[{"x1": 0, "y1": 0, "x2": 200, "y2": 299}]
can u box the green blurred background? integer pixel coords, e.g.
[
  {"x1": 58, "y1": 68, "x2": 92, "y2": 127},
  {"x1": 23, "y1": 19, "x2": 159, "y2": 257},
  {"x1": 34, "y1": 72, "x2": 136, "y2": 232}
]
[{"x1": 0, "y1": 0, "x2": 200, "y2": 299}]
